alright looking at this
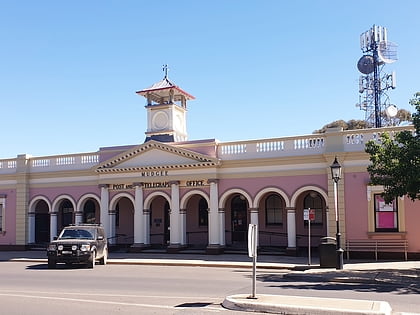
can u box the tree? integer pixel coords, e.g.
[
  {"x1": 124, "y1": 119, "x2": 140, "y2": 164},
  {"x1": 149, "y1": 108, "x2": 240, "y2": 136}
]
[
  {"x1": 314, "y1": 109, "x2": 412, "y2": 134},
  {"x1": 365, "y1": 93, "x2": 420, "y2": 202},
  {"x1": 313, "y1": 119, "x2": 368, "y2": 133}
]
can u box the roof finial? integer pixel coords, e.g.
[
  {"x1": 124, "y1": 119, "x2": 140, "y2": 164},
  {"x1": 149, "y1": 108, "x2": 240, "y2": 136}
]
[{"x1": 162, "y1": 64, "x2": 169, "y2": 79}]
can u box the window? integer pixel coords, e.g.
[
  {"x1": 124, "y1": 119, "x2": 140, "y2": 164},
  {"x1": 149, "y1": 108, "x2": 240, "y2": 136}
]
[
  {"x1": 198, "y1": 198, "x2": 208, "y2": 226},
  {"x1": 0, "y1": 203, "x2": 3, "y2": 232},
  {"x1": 60, "y1": 200, "x2": 74, "y2": 227},
  {"x1": 374, "y1": 194, "x2": 398, "y2": 231},
  {"x1": 116, "y1": 203, "x2": 120, "y2": 227},
  {"x1": 83, "y1": 200, "x2": 96, "y2": 224},
  {"x1": 303, "y1": 192, "x2": 323, "y2": 225},
  {"x1": 265, "y1": 194, "x2": 283, "y2": 225},
  {"x1": 0, "y1": 195, "x2": 6, "y2": 233}
]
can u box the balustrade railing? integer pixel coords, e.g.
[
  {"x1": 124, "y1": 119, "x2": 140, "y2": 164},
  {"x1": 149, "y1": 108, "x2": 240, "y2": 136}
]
[
  {"x1": 0, "y1": 126, "x2": 414, "y2": 174},
  {"x1": 30, "y1": 153, "x2": 99, "y2": 172}
]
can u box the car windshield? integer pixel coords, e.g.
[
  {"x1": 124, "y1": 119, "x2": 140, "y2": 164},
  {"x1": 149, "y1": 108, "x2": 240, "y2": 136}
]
[{"x1": 59, "y1": 229, "x2": 95, "y2": 240}]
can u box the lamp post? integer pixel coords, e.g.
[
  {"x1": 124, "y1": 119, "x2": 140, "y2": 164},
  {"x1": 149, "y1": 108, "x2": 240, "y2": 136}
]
[{"x1": 330, "y1": 156, "x2": 344, "y2": 270}]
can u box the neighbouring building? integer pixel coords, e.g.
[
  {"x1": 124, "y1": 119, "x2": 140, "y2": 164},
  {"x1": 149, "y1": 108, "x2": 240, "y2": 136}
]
[{"x1": 0, "y1": 73, "x2": 419, "y2": 258}]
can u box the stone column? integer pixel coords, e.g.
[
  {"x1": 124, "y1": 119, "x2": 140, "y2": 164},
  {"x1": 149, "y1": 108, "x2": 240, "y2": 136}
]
[
  {"x1": 74, "y1": 211, "x2": 83, "y2": 225},
  {"x1": 249, "y1": 208, "x2": 259, "y2": 246},
  {"x1": 219, "y1": 208, "x2": 226, "y2": 247},
  {"x1": 180, "y1": 208, "x2": 187, "y2": 246},
  {"x1": 27, "y1": 211, "x2": 35, "y2": 244},
  {"x1": 143, "y1": 209, "x2": 150, "y2": 245},
  {"x1": 206, "y1": 179, "x2": 222, "y2": 254},
  {"x1": 108, "y1": 210, "x2": 116, "y2": 245},
  {"x1": 132, "y1": 183, "x2": 145, "y2": 249},
  {"x1": 286, "y1": 207, "x2": 297, "y2": 254},
  {"x1": 99, "y1": 184, "x2": 110, "y2": 239},
  {"x1": 50, "y1": 212, "x2": 58, "y2": 241},
  {"x1": 168, "y1": 181, "x2": 181, "y2": 252}
]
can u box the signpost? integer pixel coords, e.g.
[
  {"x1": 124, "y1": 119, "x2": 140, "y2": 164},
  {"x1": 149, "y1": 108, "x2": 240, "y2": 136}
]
[
  {"x1": 304, "y1": 208, "x2": 315, "y2": 265},
  {"x1": 247, "y1": 224, "x2": 258, "y2": 299}
]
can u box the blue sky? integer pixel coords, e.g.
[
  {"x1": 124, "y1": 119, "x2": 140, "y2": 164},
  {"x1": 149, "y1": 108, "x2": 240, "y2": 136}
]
[{"x1": 1, "y1": 1, "x2": 419, "y2": 158}]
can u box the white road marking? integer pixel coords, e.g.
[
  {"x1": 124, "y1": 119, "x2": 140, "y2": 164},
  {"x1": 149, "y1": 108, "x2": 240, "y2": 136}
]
[{"x1": 0, "y1": 290, "x2": 225, "y2": 312}]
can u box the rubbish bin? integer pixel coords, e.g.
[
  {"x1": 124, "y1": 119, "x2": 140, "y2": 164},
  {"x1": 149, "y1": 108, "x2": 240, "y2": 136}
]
[{"x1": 319, "y1": 237, "x2": 336, "y2": 268}]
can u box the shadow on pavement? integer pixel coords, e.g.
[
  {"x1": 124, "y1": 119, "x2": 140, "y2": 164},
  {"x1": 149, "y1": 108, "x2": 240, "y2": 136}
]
[
  {"x1": 26, "y1": 263, "x2": 89, "y2": 270},
  {"x1": 257, "y1": 268, "x2": 420, "y2": 294}
]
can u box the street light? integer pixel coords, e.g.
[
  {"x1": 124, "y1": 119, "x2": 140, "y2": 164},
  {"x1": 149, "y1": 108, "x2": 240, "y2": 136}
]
[{"x1": 330, "y1": 156, "x2": 344, "y2": 270}]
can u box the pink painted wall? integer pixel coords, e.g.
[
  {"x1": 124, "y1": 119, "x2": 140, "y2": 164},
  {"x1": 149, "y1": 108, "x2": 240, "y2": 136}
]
[
  {"x1": 0, "y1": 189, "x2": 17, "y2": 245},
  {"x1": 99, "y1": 145, "x2": 136, "y2": 163},
  {"x1": 218, "y1": 174, "x2": 328, "y2": 201},
  {"x1": 30, "y1": 186, "x2": 101, "y2": 206},
  {"x1": 343, "y1": 172, "x2": 370, "y2": 239},
  {"x1": 404, "y1": 199, "x2": 420, "y2": 252}
]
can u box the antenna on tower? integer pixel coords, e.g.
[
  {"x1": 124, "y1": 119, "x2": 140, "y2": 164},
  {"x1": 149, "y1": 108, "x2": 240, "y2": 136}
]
[{"x1": 356, "y1": 25, "x2": 398, "y2": 128}]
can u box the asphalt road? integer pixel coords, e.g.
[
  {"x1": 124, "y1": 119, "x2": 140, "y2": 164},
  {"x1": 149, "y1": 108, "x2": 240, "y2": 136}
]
[{"x1": 0, "y1": 260, "x2": 418, "y2": 314}]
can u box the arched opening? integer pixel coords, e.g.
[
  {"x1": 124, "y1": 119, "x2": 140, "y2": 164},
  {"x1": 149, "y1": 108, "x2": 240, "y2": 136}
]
[
  {"x1": 114, "y1": 197, "x2": 134, "y2": 246},
  {"x1": 258, "y1": 193, "x2": 287, "y2": 249},
  {"x1": 149, "y1": 196, "x2": 170, "y2": 247},
  {"x1": 185, "y1": 195, "x2": 208, "y2": 248},
  {"x1": 226, "y1": 194, "x2": 249, "y2": 247},
  {"x1": 296, "y1": 190, "x2": 327, "y2": 249},
  {"x1": 35, "y1": 200, "x2": 50, "y2": 244},
  {"x1": 57, "y1": 199, "x2": 74, "y2": 234}
]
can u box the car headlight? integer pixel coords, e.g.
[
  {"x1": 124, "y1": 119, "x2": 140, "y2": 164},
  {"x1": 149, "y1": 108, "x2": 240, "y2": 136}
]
[
  {"x1": 48, "y1": 244, "x2": 57, "y2": 251},
  {"x1": 71, "y1": 245, "x2": 78, "y2": 251},
  {"x1": 80, "y1": 244, "x2": 91, "y2": 252},
  {"x1": 58, "y1": 245, "x2": 64, "y2": 251}
]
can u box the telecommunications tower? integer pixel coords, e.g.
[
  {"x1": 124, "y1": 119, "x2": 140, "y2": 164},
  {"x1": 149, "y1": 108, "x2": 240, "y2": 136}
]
[{"x1": 356, "y1": 25, "x2": 398, "y2": 128}]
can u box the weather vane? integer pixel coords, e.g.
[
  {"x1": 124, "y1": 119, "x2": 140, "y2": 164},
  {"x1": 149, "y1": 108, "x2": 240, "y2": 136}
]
[{"x1": 162, "y1": 64, "x2": 169, "y2": 79}]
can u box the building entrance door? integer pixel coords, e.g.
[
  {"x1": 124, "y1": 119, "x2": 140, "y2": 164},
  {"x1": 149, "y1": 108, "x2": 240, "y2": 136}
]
[
  {"x1": 231, "y1": 195, "x2": 247, "y2": 243},
  {"x1": 35, "y1": 213, "x2": 50, "y2": 244},
  {"x1": 164, "y1": 201, "x2": 170, "y2": 244}
]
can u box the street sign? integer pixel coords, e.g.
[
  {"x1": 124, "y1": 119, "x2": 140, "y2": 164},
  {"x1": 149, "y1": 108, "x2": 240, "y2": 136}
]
[
  {"x1": 247, "y1": 224, "x2": 258, "y2": 299},
  {"x1": 304, "y1": 208, "x2": 315, "y2": 221},
  {"x1": 309, "y1": 209, "x2": 315, "y2": 221},
  {"x1": 248, "y1": 224, "x2": 258, "y2": 258}
]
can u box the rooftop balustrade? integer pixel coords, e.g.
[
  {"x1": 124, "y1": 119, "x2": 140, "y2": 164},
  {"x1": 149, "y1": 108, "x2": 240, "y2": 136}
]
[{"x1": 0, "y1": 126, "x2": 414, "y2": 175}]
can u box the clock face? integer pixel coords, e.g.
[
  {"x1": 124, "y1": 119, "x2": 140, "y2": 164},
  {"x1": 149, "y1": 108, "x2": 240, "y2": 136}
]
[{"x1": 152, "y1": 111, "x2": 169, "y2": 130}]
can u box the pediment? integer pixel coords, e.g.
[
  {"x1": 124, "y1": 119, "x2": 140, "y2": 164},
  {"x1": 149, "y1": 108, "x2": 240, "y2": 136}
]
[{"x1": 96, "y1": 140, "x2": 219, "y2": 173}]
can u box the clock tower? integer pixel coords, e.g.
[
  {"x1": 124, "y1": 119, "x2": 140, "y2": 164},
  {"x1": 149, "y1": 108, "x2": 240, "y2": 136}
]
[{"x1": 136, "y1": 66, "x2": 195, "y2": 142}]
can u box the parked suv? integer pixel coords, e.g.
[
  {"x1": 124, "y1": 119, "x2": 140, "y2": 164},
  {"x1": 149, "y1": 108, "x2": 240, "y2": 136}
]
[{"x1": 47, "y1": 224, "x2": 108, "y2": 269}]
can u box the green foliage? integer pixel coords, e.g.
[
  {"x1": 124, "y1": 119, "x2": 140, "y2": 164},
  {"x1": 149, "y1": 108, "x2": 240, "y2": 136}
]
[
  {"x1": 313, "y1": 119, "x2": 368, "y2": 133},
  {"x1": 365, "y1": 93, "x2": 420, "y2": 202},
  {"x1": 314, "y1": 109, "x2": 412, "y2": 134}
]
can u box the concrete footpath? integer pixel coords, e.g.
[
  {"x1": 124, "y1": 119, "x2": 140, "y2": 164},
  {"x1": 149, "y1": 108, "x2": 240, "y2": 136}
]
[{"x1": 1, "y1": 250, "x2": 419, "y2": 315}]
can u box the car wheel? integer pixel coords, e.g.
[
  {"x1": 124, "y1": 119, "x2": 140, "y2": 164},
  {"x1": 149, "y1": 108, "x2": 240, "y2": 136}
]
[
  {"x1": 87, "y1": 251, "x2": 96, "y2": 269},
  {"x1": 99, "y1": 249, "x2": 108, "y2": 265},
  {"x1": 48, "y1": 258, "x2": 56, "y2": 269}
]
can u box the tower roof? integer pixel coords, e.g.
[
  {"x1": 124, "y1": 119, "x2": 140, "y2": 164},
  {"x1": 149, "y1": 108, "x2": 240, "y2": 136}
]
[{"x1": 136, "y1": 76, "x2": 195, "y2": 103}]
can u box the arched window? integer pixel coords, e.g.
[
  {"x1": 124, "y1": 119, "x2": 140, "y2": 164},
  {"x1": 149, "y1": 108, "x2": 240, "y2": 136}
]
[
  {"x1": 83, "y1": 200, "x2": 96, "y2": 224},
  {"x1": 303, "y1": 191, "x2": 323, "y2": 224},
  {"x1": 265, "y1": 194, "x2": 283, "y2": 225},
  {"x1": 60, "y1": 200, "x2": 73, "y2": 227},
  {"x1": 198, "y1": 197, "x2": 208, "y2": 226}
]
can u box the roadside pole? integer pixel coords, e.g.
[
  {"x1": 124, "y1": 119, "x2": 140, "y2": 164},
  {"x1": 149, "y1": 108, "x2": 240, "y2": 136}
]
[
  {"x1": 304, "y1": 208, "x2": 315, "y2": 266},
  {"x1": 247, "y1": 224, "x2": 258, "y2": 299}
]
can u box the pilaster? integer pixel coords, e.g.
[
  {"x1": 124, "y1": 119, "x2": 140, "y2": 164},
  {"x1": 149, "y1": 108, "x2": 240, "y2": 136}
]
[{"x1": 16, "y1": 154, "x2": 30, "y2": 245}]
